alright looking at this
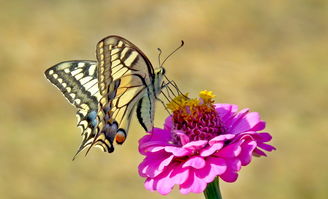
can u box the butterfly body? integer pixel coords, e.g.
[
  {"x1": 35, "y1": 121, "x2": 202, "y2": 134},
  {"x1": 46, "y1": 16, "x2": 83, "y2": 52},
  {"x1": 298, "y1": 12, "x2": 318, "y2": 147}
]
[{"x1": 45, "y1": 36, "x2": 165, "y2": 157}]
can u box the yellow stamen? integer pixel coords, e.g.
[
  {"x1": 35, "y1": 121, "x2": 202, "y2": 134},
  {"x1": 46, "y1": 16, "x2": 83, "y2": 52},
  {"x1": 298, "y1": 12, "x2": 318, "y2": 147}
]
[{"x1": 199, "y1": 90, "x2": 215, "y2": 103}]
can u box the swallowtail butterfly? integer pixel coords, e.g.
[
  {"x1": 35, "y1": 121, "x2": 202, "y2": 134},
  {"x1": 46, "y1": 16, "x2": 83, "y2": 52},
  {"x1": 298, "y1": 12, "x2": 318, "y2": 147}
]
[{"x1": 45, "y1": 35, "x2": 173, "y2": 158}]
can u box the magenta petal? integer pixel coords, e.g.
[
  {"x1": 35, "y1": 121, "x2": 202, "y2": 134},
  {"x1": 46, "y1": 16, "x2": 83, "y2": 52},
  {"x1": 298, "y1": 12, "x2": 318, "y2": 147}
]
[
  {"x1": 257, "y1": 142, "x2": 276, "y2": 151},
  {"x1": 215, "y1": 104, "x2": 239, "y2": 123},
  {"x1": 220, "y1": 170, "x2": 239, "y2": 182},
  {"x1": 200, "y1": 142, "x2": 224, "y2": 157},
  {"x1": 209, "y1": 134, "x2": 235, "y2": 145},
  {"x1": 231, "y1": 111, "x2": 266, "y2": 134},
  {"x1": 253, "y1": 148, "x2": 267, "y2": 157},
  {"x1": 170, "y1": 164, "x2": 190, "y2": 185},
  {"x1": 195, "y1": 157, "x2": 226, "y2": 183},
  {"x1": 174, "y1": 130, "x2": 190, "y2": 145},
  {"x1": 183, "y1": 156, "x2": 206, "y2": 169},
  {"x1": 164, "y1": 146, "x2": 191, "y2": 156},
  {"x1": 153, "y1": 164, "x2": 176, "y2": 195},
  {"x1": 208, "y1": 157, "x2": 227, "y2": 175},
  {"x1": 239, "y1": 140, "x2": 257, "y2": 166},
  {"x1": 139, "y1": 151, "x2": 174, "y2": 178},
  {"x1": 164, "y1": 116, "x2": 173, "y2": 130},
  {"x1": 180, "y1": 170, "x2": 207, "y2": 194},
  {"x1": 183, "y1": 140, "x2": 208, "y2": 150},
  {"x1": 216, "y1": 142, "x2": 242, "y2": 158},
  {"x1": 144, "y1": 178, "x2": 155, "y2": 191}
]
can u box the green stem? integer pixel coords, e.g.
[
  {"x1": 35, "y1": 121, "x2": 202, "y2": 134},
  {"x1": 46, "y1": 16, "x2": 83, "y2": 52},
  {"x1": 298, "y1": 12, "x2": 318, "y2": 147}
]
[{"x1": 203, "y1": 177, "x2": 222, "y2": 199}]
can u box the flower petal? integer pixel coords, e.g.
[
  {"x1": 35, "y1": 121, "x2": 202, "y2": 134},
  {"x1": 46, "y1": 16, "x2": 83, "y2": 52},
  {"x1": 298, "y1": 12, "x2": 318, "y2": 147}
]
[
  {"x1": 230, "y1": 111, "x2": 265, "y2": 134},
  {"x1": 195, "y1": 157, "x2": 227, "y2": 183},
  {"x1": 200, "y1": 142, "x2": 224, "y2": 157},
  {"x1": 180, "y1": 170, "x2": 207, "y2": 194},
  {"x1": 209, "y1": 134, "x2": 235, "y2": 145},
  {"x1": 183, "y1": 140, "x2": 208, "y2": 150},
  {"x1": 182, "y1": 156, "x2": 206, "y2": 169},
  {"x1": 215, "y1": 142, "x2": 242, "y2": 158},
  {"x1": 239, "y1": 140, "x2": 257, "y2": 166},
  {"x1": 169, "y1": 163, "x2": 190, "y2": 185},
  {"x1": 164, "y1": 146, "x2": 191, "y2": 156}
]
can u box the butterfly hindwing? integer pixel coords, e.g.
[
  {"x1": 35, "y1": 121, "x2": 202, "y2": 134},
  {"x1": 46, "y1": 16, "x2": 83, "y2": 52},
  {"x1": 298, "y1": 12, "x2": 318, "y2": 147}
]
[{"x1": 44, "y1": 61, "x2": 101, "y2": 156}]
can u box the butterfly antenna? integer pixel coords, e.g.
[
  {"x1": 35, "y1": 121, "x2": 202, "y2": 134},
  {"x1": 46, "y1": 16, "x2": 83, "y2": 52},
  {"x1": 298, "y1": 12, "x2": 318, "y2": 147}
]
[
  {"x1": 157, "y1": 48, "x2": 162, "y2": 67},
  {"x1": 160, "y1": 40, "x2": 184, "y2": 67}
]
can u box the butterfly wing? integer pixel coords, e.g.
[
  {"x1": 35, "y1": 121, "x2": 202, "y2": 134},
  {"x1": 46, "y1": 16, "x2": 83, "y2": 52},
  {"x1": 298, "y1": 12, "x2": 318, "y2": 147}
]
[
  {"x1": 44, "y1": 61, "x2": 101, "y2": 156},
  {"x1": 91, "y1": 36, "x2": 156, "y2": 152},
  {"x1": 136, "y1": 87, "x2": 156, "y2": 132}
]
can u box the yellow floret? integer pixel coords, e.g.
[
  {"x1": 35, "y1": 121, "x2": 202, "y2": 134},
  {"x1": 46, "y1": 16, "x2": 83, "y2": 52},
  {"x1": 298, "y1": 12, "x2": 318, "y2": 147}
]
[
  {"x1": 199, "y1": 90, "x2": 215, "y2": 103},
  {"x1": 167, "y1": 93, "x2": 190, "y2": 111}
]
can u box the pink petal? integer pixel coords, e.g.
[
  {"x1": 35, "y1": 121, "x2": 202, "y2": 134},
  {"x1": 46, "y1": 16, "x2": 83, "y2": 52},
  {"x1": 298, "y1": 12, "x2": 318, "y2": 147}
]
[
  {"x1": 153, "y1": 164, "x2": 176, "y2": 195},
  {"x1": 253, "y1": 148, "x2": 267, "y2": 157},
  {"x1": 219, "y1": 159, "x2": 241, "y2": 182},
  {"x1": 164, "y1": 116, "x2": 173, "y2": 130},
  {"x1": 257, "y1": 142, "x2": 276, "y2": 151},
  {"x1": 139, "y1": 151, "x2": 174, "y2": 178},
  {"x1": 220, "y1": 171, "x2": 238, "y2": 182},
  {"x1": 183, "y1": 156, "x2": 206, "y2": 169},
  {"x1": 200, "y1": 142, "x2": 224, "y2": 157},
  {"x1": 174, "y1": 130, "x2": 190, "y2": 145},
  {"x1": 144, "y1": 178, "x2": 155, "y2": 191},
  {"x1": 215, "y1": 142, "x2": 242, "y2": 158},
  {"x1": 180, "y1": 170, "x2": 207, "y2": 194},
  {"x1": 164, "y1": 146, "x2": 191, "y2": 156},
  {"x1": 255, "y1": 132, "x2": 273, "y2": 142},
  {"x1": 209, "y1": 134, "x2": 235, "y2": 145},
  {"x1": 183, "y1": 140, "x2": 208, "y2": 151},
  {"x1": 215, "y1": 104, "x2": 239, "y2": 123},
  {"x1": 230, "y1": 111, "x2": 265, "y2": 134},
  {"x1": 195, "y1": 157, "x2": 227, "y2": 183},
  {"x1": 169, "y1": 163, "x2": 190, "y2": 185},
  {"x1": 239, "y1": 140, "x2": 257, "y2": 166}
]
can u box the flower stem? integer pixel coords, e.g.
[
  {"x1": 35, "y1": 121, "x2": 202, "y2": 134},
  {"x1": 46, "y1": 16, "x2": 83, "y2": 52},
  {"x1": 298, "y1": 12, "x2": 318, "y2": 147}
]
[{"x1": 203, "y1": 177, "x2": 222, "y2": 199}]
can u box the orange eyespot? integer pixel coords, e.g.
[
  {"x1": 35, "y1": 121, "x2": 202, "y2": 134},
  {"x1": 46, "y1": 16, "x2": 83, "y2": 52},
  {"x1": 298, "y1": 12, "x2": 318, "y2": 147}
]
[{"x1": 115, "y1": 130, "x2": 126, "y2": 144}]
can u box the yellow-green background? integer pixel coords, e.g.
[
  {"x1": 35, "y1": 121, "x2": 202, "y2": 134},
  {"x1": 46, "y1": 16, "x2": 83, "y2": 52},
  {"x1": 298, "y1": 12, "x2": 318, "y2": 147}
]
[{"x1": 1, "y1": 0, "x2": 327, "y2": 198}]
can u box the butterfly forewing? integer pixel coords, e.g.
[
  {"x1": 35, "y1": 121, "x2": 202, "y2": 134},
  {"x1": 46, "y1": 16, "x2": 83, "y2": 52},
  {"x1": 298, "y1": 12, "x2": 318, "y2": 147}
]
[
  {"x1": 91, "y1": 36, "x2": 156, "y2": 151},
  {"x1": 45, "y1": 35, "x2": 164, "y2": 157}
]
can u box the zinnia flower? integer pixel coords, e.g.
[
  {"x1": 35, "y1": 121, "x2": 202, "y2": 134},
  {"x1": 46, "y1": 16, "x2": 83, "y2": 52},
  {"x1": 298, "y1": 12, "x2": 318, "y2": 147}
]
[{"x1": 138, "y1": 91, "x2": 275, "y2": 195}]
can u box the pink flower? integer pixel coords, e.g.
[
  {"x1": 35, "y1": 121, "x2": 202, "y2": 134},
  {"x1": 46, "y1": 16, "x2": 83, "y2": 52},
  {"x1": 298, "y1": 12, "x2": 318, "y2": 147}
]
[{"x1": 138, "y1": 91, "x2": 275, "y2": 195}]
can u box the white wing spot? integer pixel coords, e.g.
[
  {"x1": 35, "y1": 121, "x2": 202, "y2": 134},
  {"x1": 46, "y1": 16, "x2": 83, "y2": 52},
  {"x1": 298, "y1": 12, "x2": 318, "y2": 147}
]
[
  {"x1": 78, "y1": 63, "x2": 85, "y2": 68},
  {"x1": 112, "y1": 59, "x2": 121, "y2": 67},
  {"x1": 62, "y1": 83, "x2": 67, "y2": 87},
  {"x1": 120, "y1": 47, "x2": 129, "y2": 59},
  {"x1": 74, "y1": 99, "x2": 81, "y2": 105},
  {"x1": 75, "y1": 73, "x2": 84, "y2": 80},
  {"x1": 48, "y1": 70, "x2": 54, "y2": 75},
  {"x1": 57, "y1": 78, "x2": 63, "y2": 84},
  {"x1": 80, "y1": 76, "x2": 93, "y2": 85},
  {"x1": 71, "y1": 68, "x2": 82, "y2": 76},
  {"x1": 66, "y1": 87, "x2": 71, "y2": 92},
  {"x1": 118, "y1": 41, "x2": 123, "y2": 47},
  {"x1": 70, "y1": 93, "x2": 76, "y2": 99},
  {"x1": 64, "y1": 68, "x2": 70, "y2": 73},
  {"x1": 124, "y1": 51, "x2": 138, "y2": 66},
  {"x1": 111, "y1": 48, "x2": 120, "y2": 55},
  {"x1": 88, "y1": 65, "x2": 96, "y2": 75},
  {"x1": 53, "y1": 74, "x2": 58, "y2": 79}
]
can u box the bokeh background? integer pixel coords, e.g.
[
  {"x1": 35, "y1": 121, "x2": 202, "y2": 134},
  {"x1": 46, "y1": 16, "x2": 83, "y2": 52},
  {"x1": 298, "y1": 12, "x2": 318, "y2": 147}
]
[{"x1": 1, "y1": 0, "x2": 327, "y2": 198}]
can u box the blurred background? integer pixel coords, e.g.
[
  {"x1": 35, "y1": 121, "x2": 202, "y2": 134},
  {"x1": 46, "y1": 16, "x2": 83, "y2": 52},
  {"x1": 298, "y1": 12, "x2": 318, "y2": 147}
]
[{"x1": 1, "y1": 0, "x2": 327, "y2": 198}]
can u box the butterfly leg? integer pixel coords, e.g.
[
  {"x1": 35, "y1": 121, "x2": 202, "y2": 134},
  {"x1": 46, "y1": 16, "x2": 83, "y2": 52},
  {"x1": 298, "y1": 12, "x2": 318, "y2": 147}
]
[{"x1": 157, "y1": 94, "x2": 171, "y2": 115}]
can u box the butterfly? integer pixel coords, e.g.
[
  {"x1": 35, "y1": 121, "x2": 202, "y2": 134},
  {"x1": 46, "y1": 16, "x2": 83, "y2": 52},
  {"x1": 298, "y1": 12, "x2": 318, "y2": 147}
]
[{"x1": 44, "y1": 35, "x2": 181, "y2": 158}]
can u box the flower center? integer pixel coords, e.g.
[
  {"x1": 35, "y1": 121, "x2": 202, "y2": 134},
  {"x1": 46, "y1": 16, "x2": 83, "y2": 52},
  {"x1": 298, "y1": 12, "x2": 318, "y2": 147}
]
[{"x1": 167, "y1": 91, "x2": 224, "y2": 145}]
